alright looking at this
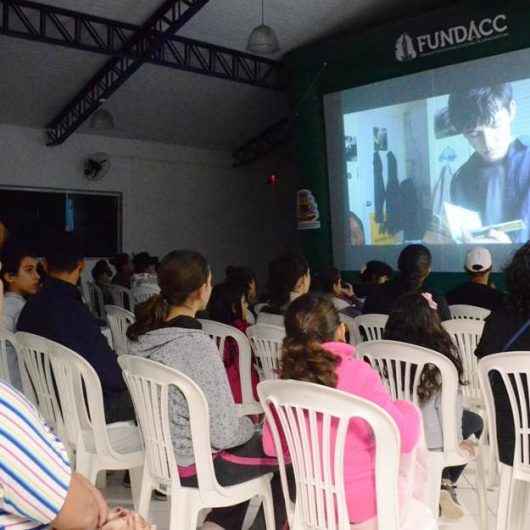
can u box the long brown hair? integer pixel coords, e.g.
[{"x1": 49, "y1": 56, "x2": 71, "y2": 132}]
[
  {"x1": 127, "y1": 250, "x2": 209, "y2": 341},
  {"x1": 384, "y1": 293, "x2": 466, "y2": 402},
  {"x1": 280, "y1": 293, "x2": 342, "y2": 388}
]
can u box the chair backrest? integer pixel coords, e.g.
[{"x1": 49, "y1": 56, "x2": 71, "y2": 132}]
[
  {"x1": 246, "y1": 324, "x2": 286, "y2": 381},
  {"x1": 258, "y1": 379, "x2": 401, "y2": 530},
  {"x1": 0, "y1": 330, "x2": 18, "y2": 386},
  {"x1": 352, "y1": 314, "x2": 388, "y2": 343},
  {"x1": 87, "y1": 281, "x2": 106, "y2": 319},
  {"x1": 339, "y1": 313, "x2": 357, "y2": 346},
  {"x1": 14, "y1": 332, "x2": 65, "y2": 437},
  {"x1": 49, "y1": 339, "x2": 117, "y2": 459},
  {"x1": 133, "y1": 283, "x2": 161, "y2": 307},
  {"x1": 442, "y1": 319, "x2": 485, "y2": 404},
  {"x1": 254, "y1": 302, "x2": 267, "y2": 315},
  {"x1": 198, "y1": 319, "x2": 257, "y2": 410},
  {"x1": 118, "y1": 355, "x2": 221, "y2": 492},
  {"x1": 109, "y1": 285, "x2": 132, "y2": 310},
  {"x1": 357, "y1": 339, "x2": 460, "y2": 454},
  {"x1": 449, "y1": 304, "x2": 491, "y2": 321},
  {"x1": 478, "y1": 352, "x2": 530, "y2": 479},
  {"x1": 105, "y1": 305, "x2": 135, "y2": 356}
]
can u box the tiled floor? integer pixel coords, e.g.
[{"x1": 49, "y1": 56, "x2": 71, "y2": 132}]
[{"x1": 101, "y1": 461, "x2": 499, "y2": 530}]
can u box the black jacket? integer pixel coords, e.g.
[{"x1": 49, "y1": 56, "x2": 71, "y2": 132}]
[
  {"x1": 363, "y1": 278, "x2": 451, "y2": 322},
  {"x1": 17, "y1": 277, "x2": 126, "y2": 402},
  {"x1": 475, "y1": 307, "x2": 530, "y2": 466},
  {"x1": 446, "y1": 282, "x2": 505, "y2": 312}
]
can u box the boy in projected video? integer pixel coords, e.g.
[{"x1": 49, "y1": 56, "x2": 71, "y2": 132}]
[{"x1": 449, "y1": 83, "x2": 530, "y2": 243}]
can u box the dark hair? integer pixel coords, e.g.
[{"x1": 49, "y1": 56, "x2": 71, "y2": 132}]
[
  {"x1": 505, "y1": 242, "x2": 530, "y2": 317},
  {"x1": 280, "y1": 293, "x2": 342, "y2": 388},
  {"x1": 45, "y1": 232, "x2": 84, "y2": 273},
  {"x1": 208, "y1": 281, "x2": 247, "y2": 325},
  {"x1": 448, "y1": 83, "x2": 513, "y2": 134},
  {"x1": 397, "y1": 244, "x2": 432, "y2": 291},
  {"x1": 360, "y1": 260, "x2": 393, "y2": 283},
  {"x1": 1, "y1": 242, "x2": 38, "y2": 289},
  {"x1": 225, "y1": 266, "x2": 256, "y2": 297},
  {"x1": 127, "y1": 250, "x2": 209, "y2": 341},
  {"x1": 110, "y1": 253, "x2": 130, "y2": 272},
  {"x1": 267, "y1": 254, "x2": 309, "y2": 309},
  {"x1": 91, "y1": 259, "x2": 112, "y2": 282},
  {"x1": 318, "y1": 267, "x2": 341, "y2": 294},
  {"x1": 133, "y1": 252, "x2": 153, "y2": 274},
  {"x1": 384, "y1": 293, "x2": 466, "y2": 402}
]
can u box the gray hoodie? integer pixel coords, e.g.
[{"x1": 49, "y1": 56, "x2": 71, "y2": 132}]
[{"x1": 128, "y1": 326, "x2": 255, "y2": 465}]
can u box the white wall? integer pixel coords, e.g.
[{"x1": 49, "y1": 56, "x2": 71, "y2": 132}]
[{"x1": 0, "y1": 124, "x2": 298, "y2": 282}]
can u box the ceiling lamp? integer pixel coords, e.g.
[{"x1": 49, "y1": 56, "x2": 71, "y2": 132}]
[
  {"x1": 89, "y1": 108, "x2": 115, "y2": 131},
  {"x1": 247, "y1": 0, "x2": 280, "y2": 54}
]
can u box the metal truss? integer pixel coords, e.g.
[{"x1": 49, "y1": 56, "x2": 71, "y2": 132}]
[
  {"x1": 232, "y1": 117, "x2": 290, "y2": 167},
  {"x1": 0, "y1": 0, "x2": 283, "y2": 92}
]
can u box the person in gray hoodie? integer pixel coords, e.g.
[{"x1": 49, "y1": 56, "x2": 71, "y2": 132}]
[{"x1": 127, "y1": 250, "x2": 287, "y2": 530}]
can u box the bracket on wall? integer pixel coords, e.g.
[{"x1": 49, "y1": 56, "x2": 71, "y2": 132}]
[{"x1": 232, "y1": 117, "x2": 291, "y2": 167}]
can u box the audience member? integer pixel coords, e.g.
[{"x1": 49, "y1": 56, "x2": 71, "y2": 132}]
[
  {"x1": 208, "y1": 281, "x2": 259, "y2": 404},
  {"x1": 0, "y1": 219, "x2": 8, "y2": 250},
  {"x1": 263, "y1": 293, "x2": 422, "y2": 525},
  {"x1": 354, "y1": 260, "x2": 393, "y2": 300},
  {"x1": 1, "y1": 242, "x2": 40, "y2": 390},
  {"x1": 91, "y1": 259, "x2": 114, "y2": 305},
  {"x1": 110, "y1": 253, "x2": 133, "y2": 289},
  {"x1": 446, "y1": 247, "x2": 504, "y2": 311},
  {"x1": 127, "y1": 250, "x2": 288, "y2": 529},
  {"x1": 0, "y1": 380, "x2": 108, "y2": 530},
  {"x1": 363, "y1": 244, "x2": 450, "y2": 321},
  {"x1": 476, "y1": 242, "x2": 530, "y2": 468},
  {"x1": 259, "y1": 253, "x2": 311, "y2": 326},
  {"x1": 17, "y1": 232, "x2": 134, "y2": 422},
  {"x1": 318, "y1": 266, "x2": 358, "y2": 310},
  {"x1": 385, "y1": 293, "x2": 483, "y2": 519}
]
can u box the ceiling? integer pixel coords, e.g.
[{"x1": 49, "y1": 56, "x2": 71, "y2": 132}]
[{"x1": 0, "y1": 0, "x2": 457, "y2": 150}]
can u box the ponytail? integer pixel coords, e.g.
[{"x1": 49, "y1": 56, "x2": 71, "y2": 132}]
[
  {"x1": 127, "y1": 294, "x2": 169, "y2": 341},
  {"x1": 280, "y1": 335, "x2": 340, "y2": 388}
]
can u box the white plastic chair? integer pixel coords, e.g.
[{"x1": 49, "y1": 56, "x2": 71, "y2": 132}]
[
  {"x1": 449, "y1": 304, "x2": 491, "y2": 321},
  {"x1": 478, "y1": 352, "x2": 530, "y2": 530},
  {"x1": 339, "y1": 313, "x2": 357, "y2": 346},
  {"x1": 109, "y1": 284, "x2": 133, "y2": 310},
  {"x1": 442, "y1": 319, "x2": 485, "y2": 409},
  {"x1": 352, "y1": 314, "x2": 388, "y2": 343},
  {"x1": 105, "y1": 305, "x2": 135, "y2": 356},
  {"x1": 87, "y1": 281, "x2": 106, "y2": 319},
  {"x1": 198, "y1": 319, "x2": 262, "y2": 416},
  {"x1": 49, "y1": 342, "x2": 143, "y2": 502},
  {"x1": 118, "y1": 355, "x2": 275, "y2": 529},
  {"x1": 356, "y1": 340, "x2": 487, "y2": 527},
  {"x1": 257, "y1": 311, "x2": 284, "y2": 327},
  {"x1": 246, "y1": 324, "x2": 286, "y2": 381},
  {"x1": 15, "y1": 332, "x2": 65, "y2": 435},
  {"x1": 254, "y1": 303, "x2": 267, "y2": 315},
  {"x1": 258, "y1": 379, "x2": 437, "y2": 530},
  {"x1": 0, "y1": 329, "x2": 20, "y2": 388},
  {"x1": 132, "y1": 283, "x2": 161, "y2": 307}
]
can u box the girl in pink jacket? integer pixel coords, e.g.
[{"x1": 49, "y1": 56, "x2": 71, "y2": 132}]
[{"x1": 262, "y1": 293, "x2": 422, "y2": 525}]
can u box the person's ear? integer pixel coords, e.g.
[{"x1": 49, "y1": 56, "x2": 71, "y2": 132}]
[{"x1": 334, "y1": 322, "x2": 347, "y2": 342}]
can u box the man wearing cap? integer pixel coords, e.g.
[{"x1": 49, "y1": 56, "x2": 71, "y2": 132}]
[{"x1": 446, "y1": 247, "x2": 505, "y2": 311}]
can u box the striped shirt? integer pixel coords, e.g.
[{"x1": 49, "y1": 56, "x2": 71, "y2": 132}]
[{"x1": 0, "y1": 382, "x2": 71, "y2": 530}]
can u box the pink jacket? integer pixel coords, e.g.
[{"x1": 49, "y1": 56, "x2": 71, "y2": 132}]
[{"x1": 262, "y1": 341, "x2": 421, "y2": 524}]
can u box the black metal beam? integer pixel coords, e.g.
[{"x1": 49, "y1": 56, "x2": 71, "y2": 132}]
[
  {"x1": 0, "y1": 0, "x2": 284, "y2": 92},
  {"x1": 44, "y1": 0, "x2": 213, "y2": 145},
  {"x1": 232, "y1": 118, "x2": 291, "y2": 167}
]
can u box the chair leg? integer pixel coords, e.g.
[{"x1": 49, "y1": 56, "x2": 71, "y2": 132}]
[
  {"x1": 496, "y1": 464, "x2": 513, "y2": 530},
  {"x1": 76, "y1": 451, "x2": 99, "y2": 485},
  {"x1": 426, "y1": 452, "x2": 444, "y2": 516},
  {"x1": 507, "y1": 479, "x2": 529, "y2": 530},
  {"x1": 129, "y1": 466, "x2": 144, "y2": 513},
  {"x1": 241, "y1": 496, "x2": 262, "y2": 530},
  {"x1": 259, "y1": 480, "x2": 276, "y2": 530},
  {"x1": 170, "y1": 492, "x2": 199, "y2": 530},
  {"x1": 474, "y1": 449, "x2": 488, "y2": 530},
  {"x1": 96, "y1": 471, "x2": 107, "y2": 489}
]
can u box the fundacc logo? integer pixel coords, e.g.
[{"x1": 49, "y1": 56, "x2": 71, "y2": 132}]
[{"x1": 395, "y1": 14, "x2": 509, "y2": 62}]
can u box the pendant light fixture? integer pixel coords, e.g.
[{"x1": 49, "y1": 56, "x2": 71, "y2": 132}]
[
  {"x1": 89, "y1": 106, "x2": 115, "y2": 131},
  {"x1": 246, "y1": 0, "x2": 280, "y2": 54}
]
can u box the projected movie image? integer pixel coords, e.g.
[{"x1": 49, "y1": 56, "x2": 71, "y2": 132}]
[{"x1": 342, "y1": 80, "x2": 530, "y2": 246}]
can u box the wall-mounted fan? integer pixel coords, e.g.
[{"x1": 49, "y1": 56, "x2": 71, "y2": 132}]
[{"x1": 83, "y1": 152, "x2": 111, "y2": 181}]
